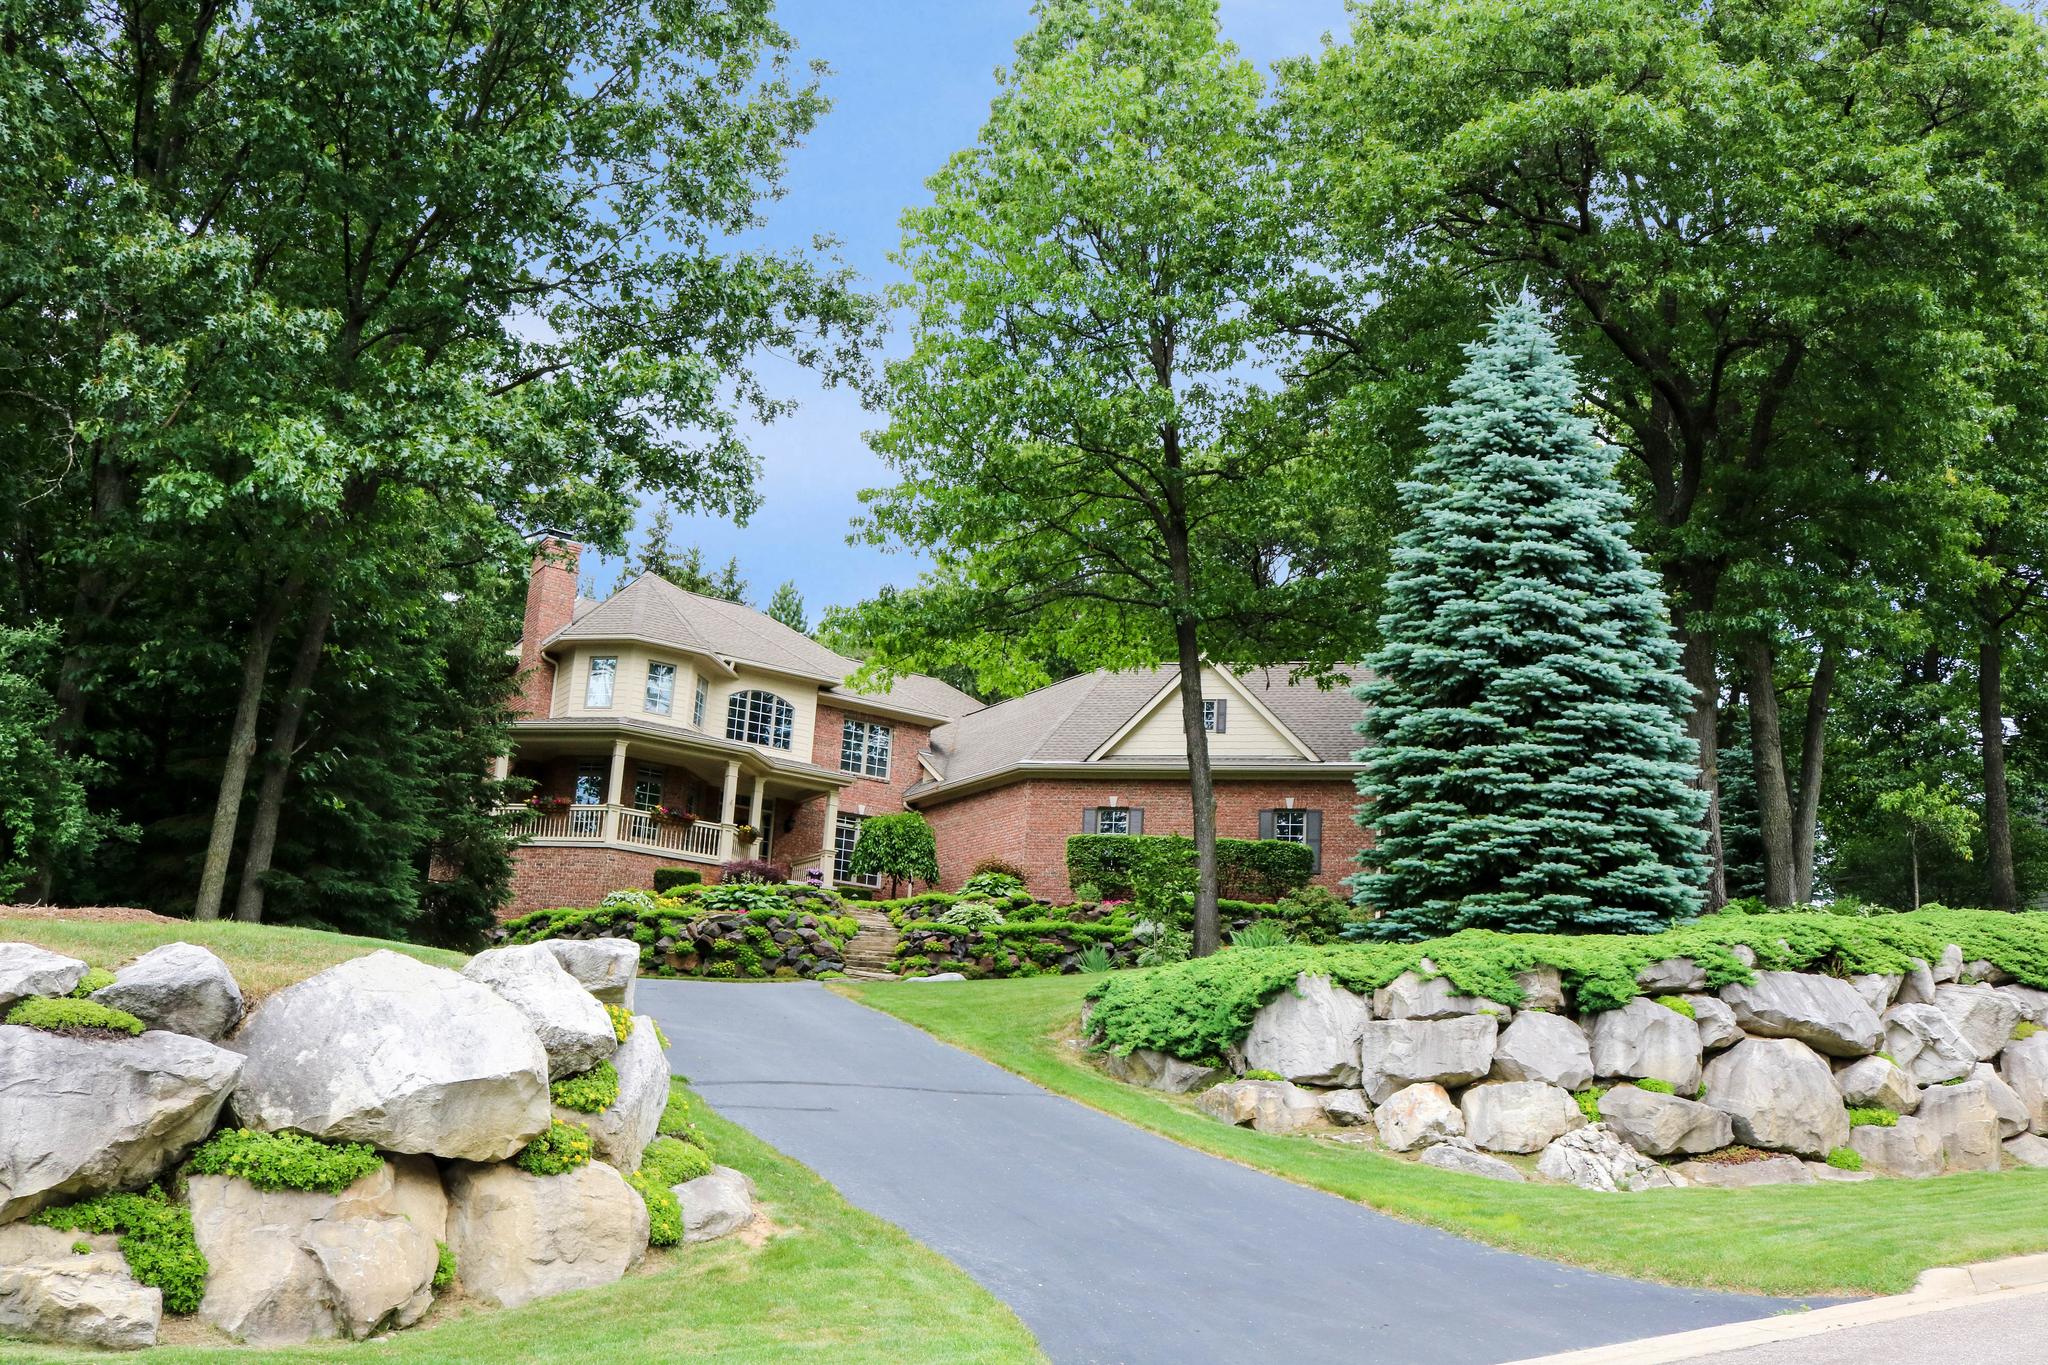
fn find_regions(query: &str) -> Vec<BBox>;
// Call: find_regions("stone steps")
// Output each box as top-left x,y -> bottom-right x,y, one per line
838,900 -> 900,979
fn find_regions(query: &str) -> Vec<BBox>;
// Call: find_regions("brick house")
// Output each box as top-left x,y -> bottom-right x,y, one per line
499,542 -> 1369,914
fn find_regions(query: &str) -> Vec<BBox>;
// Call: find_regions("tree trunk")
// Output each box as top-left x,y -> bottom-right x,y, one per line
1174,616 -> 1222,958
1790,647 -> 1837,903
233,596 -> 334,923
1908,830 -> 1921,910
1741,637 -> 1797,906
1979,601 -> 2019,910
1678,625 -> 1728,907
193,580 -> 298,920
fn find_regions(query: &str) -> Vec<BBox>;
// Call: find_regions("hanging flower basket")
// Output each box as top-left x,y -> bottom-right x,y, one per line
732,824 -> 760,844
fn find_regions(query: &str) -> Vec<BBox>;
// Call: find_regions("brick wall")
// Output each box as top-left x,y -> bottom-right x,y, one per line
514,539 -> 579,718
780,704 -> 935,880
503,844 -> 682,916
919,775 -> 1369,902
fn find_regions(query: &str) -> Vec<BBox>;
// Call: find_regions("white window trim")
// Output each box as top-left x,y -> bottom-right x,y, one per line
691,675 -> 708,728
841,717 -> 893,779
644,660 -> 676,716
584,655 -> 617,709
725,688 -> 795,751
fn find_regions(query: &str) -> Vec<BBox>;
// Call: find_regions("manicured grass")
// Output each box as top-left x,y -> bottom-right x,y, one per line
842,972 -> 2048,1298
0,1082 -> 1043,1364
0,917 -> 466,999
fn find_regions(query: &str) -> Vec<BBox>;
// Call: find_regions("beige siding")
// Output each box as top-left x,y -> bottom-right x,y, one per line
1102,666 -> 1299,758
553,644 -> 823,760
700,664 -> 819,759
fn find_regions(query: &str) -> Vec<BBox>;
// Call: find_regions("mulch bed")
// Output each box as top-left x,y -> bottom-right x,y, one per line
1688,1144 -> 1780,1165
0,905 -> 178,923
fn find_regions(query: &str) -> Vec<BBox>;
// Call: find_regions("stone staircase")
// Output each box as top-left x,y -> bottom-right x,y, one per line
838,901 -> 901,980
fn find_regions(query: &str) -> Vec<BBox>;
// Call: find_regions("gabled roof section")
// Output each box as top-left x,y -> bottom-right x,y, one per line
1087,666 -> 1319,762
541,573 -> 980,721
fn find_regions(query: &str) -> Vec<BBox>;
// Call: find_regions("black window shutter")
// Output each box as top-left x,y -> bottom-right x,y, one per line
1128,808 -> 1144,835
1082,807 -> 1099,833
1305,810 -> 1323,873
1213,698 -> 1228,733
1258,808 -> 1275,840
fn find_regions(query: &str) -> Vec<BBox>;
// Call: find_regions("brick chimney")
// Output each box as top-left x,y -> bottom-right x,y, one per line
515,537 -> 580,718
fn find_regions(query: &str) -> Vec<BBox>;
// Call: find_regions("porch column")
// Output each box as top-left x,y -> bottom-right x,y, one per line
819,789 -> 840,887
718,759 -> 741,861
605,739 -> 628,804
748,774 -> 767,855
491,754 -> 510,782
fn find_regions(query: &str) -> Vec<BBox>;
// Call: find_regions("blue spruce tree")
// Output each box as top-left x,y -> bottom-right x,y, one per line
1354,302 -> 1709,936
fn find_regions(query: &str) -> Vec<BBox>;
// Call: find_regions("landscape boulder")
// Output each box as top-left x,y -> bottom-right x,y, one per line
1932,944 -> 1964,983
1882,1004 -> 1977,1085
1974,1064 -> 2030,1139
444,1159 -> 650,1310
1533,1125 -> 1685,1193
231,951 -> 551,1162
1832,1055 -> 1919,1115
1103,1048 -> 1227,1094
673,1166 -> 757,1243
1635,957 -> 1707,992
1320,1090 -> 1374,1127
1847,974 -> 1903,1016
539,937 -> 640,1008
1914,1077 -> 2003,1173
1374,1083 -> 1462,1152
1489,1010 -> 1594,1091
1932,984 -> 2023,1063
1999,1033 -> 2048,1134
1702,1037 -> 1848,1159
1896,958 -> 1939,1006
1598,1084 -> 1734,1157
464,944 -> 618,1080
1586,997 -> 1702,1093
1719,971 -> 1882,1057
1685,995 -> 1743,1051
1242,974 -> 1372,1086
0,944 -> 87,1013
0,1025 -> 241,1223
0,1224 -> 158,1351
89,942 -> 243,1042
1358,1016 -> 1497,1103
1673,1155 -> 1814,1188
1997,985 -> 2048,1025
1419,1139 -> 1524,1183
1513,968 -> 1566,1012
2004,1133 -> 2048,1168
1849,1119 -> 1945,1179
1196,1079 -> 1325,1135
1459,1081 -> 1584,1154
563,1013 -> 670,1170
1375,962 -> 1505,1022
189,1157 -> 443,1346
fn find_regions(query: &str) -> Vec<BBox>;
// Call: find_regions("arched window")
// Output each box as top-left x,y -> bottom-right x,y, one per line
725,689 -> 795,750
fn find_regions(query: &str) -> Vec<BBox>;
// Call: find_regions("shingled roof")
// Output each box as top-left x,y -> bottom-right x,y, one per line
911,664 -> 1368,796
540,573 -> 981,722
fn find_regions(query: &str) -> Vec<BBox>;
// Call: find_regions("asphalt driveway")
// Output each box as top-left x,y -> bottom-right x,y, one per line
640,979 -> 1820,1365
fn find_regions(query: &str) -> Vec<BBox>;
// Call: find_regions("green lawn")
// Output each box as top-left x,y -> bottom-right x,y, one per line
0,1081 -> 1043,1363
0,917 -> 466,998
842,972 -> 2048,1298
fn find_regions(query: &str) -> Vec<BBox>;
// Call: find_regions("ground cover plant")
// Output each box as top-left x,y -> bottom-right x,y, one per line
185,1130 -> 383,1193
30,1188 -> 207,1315
4,996 -> 145,1035
843,973 -> 2048,1298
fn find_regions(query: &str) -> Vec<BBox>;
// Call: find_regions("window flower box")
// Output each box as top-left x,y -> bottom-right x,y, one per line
525,795 -> 572,813
653,805 -> 697,826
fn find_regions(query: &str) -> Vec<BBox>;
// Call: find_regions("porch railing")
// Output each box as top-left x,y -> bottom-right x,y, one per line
500,804 -> 733,862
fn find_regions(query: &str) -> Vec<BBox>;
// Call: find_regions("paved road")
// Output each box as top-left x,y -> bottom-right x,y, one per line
1678,1293 -> 2048,1365
640,980 -> 1821,1365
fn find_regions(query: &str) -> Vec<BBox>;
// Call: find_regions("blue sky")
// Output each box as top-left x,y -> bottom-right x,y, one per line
584,0 -> 1352,616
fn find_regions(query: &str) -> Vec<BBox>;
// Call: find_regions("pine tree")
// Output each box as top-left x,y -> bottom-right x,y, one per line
1354,302 -> 1709,937
766,581 -> 808,633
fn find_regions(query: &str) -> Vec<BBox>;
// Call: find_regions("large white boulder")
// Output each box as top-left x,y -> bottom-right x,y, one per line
562,1014 -> 670,1171
1586,997 -> 1702,1093
1598,1084 -> 1734,1157
1243,974 -> 1372,1086
1974,1064 -> 2030,1139
1490,1011 -> 1594,1090
1533,1125 -> 1685,1192
1674,1155 -> 1815,1188
1720,971 -> 1882,1058
1419,1139 -> 1525,1182
1102,1048 -> 1227,1094
1702,1037 -> 1848,1159
0,1224 -> 159,1350
189,1158 -> 442,1346
89,942 -> 243,1042
1999,1033 -> 2048,1134
1847,974 -> 1902,1016
1932,943 -> 1965,983
1849,1118 -> 1945,1178
1514,968 -> 1566,1011
1896,958 -> 1939,1006
673,1165 -> 757,1243
1635,957 -> 1708,992
539,937 -> 640,1008
0,944 -> 87,1012
1932,984 -> 2023,1062
1685,995 -> 1743,1051
1882,1004 -> 1977,1085
1833,1055 -> 1919,1115
0,1026 -> 241,1223
1996,985 -> 2048,1026
1357,1015 -> 1497,1103
2005,1133 -> 2048,1168
1460,1081 -> 1584,1154
1915,1077 -> 2003,1173
1375,962 -> 1506,1021
1321,1090 -> 1374,1127
444,1160 -> 650,1310
1374,1082 -> 1462,1152
231,951 -> 551,1162
464,944 -> 618,1080
1195,1079 -> 1325,1134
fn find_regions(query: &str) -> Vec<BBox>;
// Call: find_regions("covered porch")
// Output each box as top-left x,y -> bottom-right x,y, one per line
497,720 -> 851,878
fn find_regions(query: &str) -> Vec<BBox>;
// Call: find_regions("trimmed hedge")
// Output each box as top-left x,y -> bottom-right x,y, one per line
1066,833 -> 1314,902
653,868 -> 704,892
1086,908 -> 2048,1065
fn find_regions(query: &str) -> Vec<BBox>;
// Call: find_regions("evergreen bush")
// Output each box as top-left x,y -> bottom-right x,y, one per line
653,868 -> 704,892
1354,302 -> 1708,937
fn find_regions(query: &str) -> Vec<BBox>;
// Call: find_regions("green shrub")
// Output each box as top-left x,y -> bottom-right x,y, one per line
699,882 -> 790,914
512,1120 -> 594,1176
71,1240 -> 91,1255
1230,921 -> 1295,950
1135,925 -> 1190,968
640,1135 -> 715,1187
550,1061 -> 621,1115
604,1002 -> 635,1043
1074,881 -> 1104,903
848,811 -> 941,890
6,997 -> 145,1035
1066,832 -> 1315,902
937,900 -> 1005,930
1826,1146 -> 1864,1171
69,967 -> 116,997
1076,945 -> 1113,974
627,1167 -> 685,1246
653,868 -> 704,893
2017,1020 -> 2041,1041
186,1130 -> 383,1193
1631,1077 -> 1676,1095
33,1189 -> 206,1314
1848,1107 -> 1898,1128
1575,1085 -> 1610,1122
1653,995 -> 1695,1019
432,1241 -> 457,1292
1241,1068 -> 1284,1081
1267,886 -> 1359,945
961,870 -> 1026,898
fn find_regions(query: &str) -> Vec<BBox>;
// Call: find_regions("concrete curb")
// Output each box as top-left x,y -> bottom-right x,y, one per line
1495,1253 -> 2048,1365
